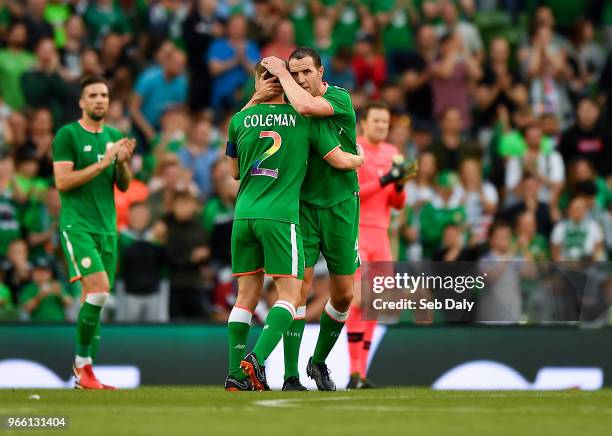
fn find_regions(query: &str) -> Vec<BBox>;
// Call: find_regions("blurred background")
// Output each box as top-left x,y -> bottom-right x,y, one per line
0,0 -> 611,327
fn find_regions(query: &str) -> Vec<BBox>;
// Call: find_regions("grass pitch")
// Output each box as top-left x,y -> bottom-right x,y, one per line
1,387 -> 611,436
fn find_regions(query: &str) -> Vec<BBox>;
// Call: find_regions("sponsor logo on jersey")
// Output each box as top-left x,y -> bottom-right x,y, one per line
83,145 -> 92,152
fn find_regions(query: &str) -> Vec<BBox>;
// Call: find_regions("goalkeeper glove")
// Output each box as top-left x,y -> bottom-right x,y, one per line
380,155 -> 419,187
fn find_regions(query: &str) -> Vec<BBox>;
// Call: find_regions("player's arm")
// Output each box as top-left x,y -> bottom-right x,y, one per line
242,75 -> 284,111
115,137 -> 136,192
324,143 -> 364,170
274,68 -> 333,117
54,139 -> 126,192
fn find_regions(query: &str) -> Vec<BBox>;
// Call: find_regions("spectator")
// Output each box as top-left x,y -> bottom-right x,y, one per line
201,160 -> 238,267
83,0 -> 130,48
431,32 -> 482,130
352,32 -> 386,98
559,159 -> 608,213
0,21 -> 36,110
558,97 -> 611,178
477,221 -> 525,323
182,0 -> 224,111
99,32 -> 133,103
433,223 -> 479,261
22,186 -> 60,261
13,146 -> 47,204
567,19 -> 606,98
207,14 -> 259,111
394,24 -> 437,124
59,15 -> 86,83
164,192 -> 210,319
523,24 -> 572,125
476,37 -> 528,130
0,153 -> 22,254
148,0 -> 188,42
20,37 -> 70,125
505,123 -> 565,213
514,211 -> 549,261
147,153 -> 199,222
178,117 -> 219,199
436,0 -> 483,60
114,174 -> 149,231
19,256 -> 71,322
25,107 -> 54,180
1,239 -> 32,302
117,202 -> 167,322
400,151 -> 438,261
456,157 -> 498,245
324,46 -> 356,91
22,0 -> 53,51
499,173 -> 554,238
431,106 -> 479,172
130,46 -> 188,144
373,0 -> 419,57
312,15 -> 336,67
551,195 -> 605,261
419,171 -> 466,259
261,19 -> 297,60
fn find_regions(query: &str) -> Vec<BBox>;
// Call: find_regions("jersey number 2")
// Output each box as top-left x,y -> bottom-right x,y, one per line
251,131 -> 281,178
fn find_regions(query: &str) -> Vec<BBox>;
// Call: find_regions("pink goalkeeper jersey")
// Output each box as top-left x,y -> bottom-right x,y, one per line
357,136 -> 406,230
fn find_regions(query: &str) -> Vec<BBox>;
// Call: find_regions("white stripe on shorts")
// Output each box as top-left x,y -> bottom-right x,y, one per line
290,223 -> 297,276
62,231 -> 81,278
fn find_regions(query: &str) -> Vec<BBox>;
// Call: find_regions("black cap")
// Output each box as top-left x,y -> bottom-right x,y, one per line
32,256 -> 53,270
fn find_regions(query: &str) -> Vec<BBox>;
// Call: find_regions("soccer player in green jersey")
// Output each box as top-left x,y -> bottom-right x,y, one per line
52,76 -> 136,390
260,48 -> 361,390
225,64 -> 363,391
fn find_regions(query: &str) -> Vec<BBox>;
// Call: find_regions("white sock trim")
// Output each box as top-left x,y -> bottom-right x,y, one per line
85,292 -> 109,307
295,305 -> 306,319
74,355 -> 92,368
228,306 -> 253,324
325,300 -> 349,322
274,300 -> 296,318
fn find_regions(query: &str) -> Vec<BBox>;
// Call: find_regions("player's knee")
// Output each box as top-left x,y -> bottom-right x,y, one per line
85,292 -> 109,307
330,289 -> 353,312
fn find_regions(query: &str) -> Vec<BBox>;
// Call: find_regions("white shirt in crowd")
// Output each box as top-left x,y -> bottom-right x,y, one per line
551,218 -> 604,260
505,150 -> 565,205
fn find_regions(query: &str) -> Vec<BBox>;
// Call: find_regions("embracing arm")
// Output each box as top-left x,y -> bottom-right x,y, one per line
275,69 -> 334,117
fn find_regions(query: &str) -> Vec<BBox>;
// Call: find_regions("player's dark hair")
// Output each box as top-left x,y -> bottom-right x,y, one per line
362,101 -> 391,120
288,47 -> 322,69
80,75 -> 109,96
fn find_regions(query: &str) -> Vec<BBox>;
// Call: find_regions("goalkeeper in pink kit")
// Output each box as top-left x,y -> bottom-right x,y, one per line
346,102 -> 417,389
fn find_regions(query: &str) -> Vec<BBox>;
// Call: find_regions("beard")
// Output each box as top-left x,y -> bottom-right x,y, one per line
87,109 -> 106,121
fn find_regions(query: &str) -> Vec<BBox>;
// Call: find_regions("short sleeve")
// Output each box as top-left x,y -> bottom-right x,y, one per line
308,122 -> 339,159
548,152 -> 565,184
321,87 -> 353,118
52,127 -> 75,163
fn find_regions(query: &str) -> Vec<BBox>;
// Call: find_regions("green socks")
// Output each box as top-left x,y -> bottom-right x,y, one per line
75,301 -> 103,358
283,306 -> 306,380
227,306 -> 253,380
312,301 -> 349,365
253,300 -> 296,365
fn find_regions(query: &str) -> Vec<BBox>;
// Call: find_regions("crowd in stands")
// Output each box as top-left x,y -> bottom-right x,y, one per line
0,0 -> 611,324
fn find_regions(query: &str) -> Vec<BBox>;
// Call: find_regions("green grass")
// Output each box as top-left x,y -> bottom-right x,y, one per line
1,388 -> 612,436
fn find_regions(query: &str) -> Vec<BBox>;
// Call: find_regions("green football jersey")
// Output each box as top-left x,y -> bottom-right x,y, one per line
301,84 -> 359,208
228,104 -> 310,224
52,121 -> 123,236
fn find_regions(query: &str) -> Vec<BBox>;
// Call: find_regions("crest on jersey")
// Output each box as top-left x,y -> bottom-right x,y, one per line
81,257 -> 92,269
83,145 -> 92,152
